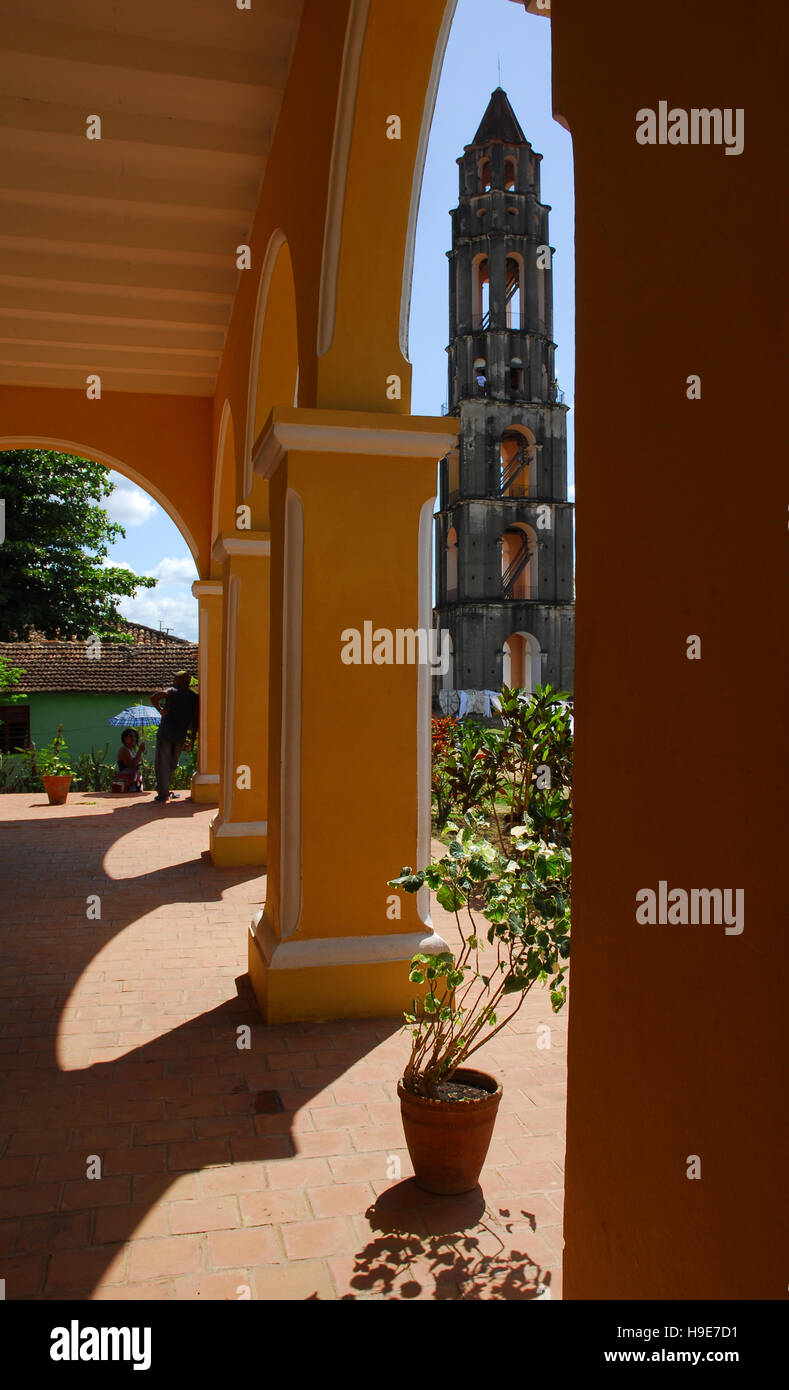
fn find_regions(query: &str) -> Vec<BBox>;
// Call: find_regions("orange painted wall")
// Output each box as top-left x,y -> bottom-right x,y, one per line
553,0 -> 787,1297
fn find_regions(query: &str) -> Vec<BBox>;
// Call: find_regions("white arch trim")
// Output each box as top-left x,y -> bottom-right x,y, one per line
317,0 -> 370,359
211,399 -> 233,546
244,226 -> 288,500
0,435 -> 199,562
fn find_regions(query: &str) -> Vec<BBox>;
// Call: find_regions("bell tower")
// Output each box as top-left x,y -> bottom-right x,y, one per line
435,89 -> 574,702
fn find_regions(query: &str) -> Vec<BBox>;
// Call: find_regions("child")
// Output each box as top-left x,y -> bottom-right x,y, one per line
114,728 -> 145,793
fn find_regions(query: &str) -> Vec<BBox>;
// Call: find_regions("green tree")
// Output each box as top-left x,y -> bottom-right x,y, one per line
0,654 -> 27,701
0,451 -> 156,639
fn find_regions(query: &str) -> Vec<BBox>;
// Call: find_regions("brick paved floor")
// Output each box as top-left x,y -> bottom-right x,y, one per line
0,791 -> 567,1300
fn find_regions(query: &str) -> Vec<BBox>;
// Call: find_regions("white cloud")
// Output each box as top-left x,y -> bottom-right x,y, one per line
106,483 -> 156,528
114,553 -> 199,641
118,590 -> 198,642
101,556 -> 135,572
146,556 -> 198,584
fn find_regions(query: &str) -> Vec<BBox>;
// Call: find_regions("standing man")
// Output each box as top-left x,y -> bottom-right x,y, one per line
151,670 -> 198,804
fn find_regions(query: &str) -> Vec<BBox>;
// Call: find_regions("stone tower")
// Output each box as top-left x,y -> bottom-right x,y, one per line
434,89 -> 574,703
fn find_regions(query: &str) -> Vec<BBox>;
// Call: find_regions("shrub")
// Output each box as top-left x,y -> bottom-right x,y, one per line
390,817 -> 570,1099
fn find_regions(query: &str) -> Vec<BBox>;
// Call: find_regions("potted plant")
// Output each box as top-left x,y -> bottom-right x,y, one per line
389,685 -> 572,1195
37,726 -> 73,805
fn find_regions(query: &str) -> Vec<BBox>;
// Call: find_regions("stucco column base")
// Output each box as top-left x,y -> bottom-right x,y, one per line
190,773 -> 220,805
247,913 -> 450,1024
209,814 -> 267,867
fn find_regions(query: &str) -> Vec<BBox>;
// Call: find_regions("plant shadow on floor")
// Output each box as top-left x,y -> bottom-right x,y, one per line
337,1180 -> 553,1300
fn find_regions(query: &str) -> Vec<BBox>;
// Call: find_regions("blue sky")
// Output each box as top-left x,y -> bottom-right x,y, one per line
106,0 -> 574,643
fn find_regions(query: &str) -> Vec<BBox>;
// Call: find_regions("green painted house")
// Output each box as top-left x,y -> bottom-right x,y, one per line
0,623 -> 197,761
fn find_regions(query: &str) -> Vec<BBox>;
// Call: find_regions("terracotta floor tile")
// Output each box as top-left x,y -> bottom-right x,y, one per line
252,1258 -> 334,1300
127,1234 -> 202,1281
169,1195 -> 239,1235
207,1224 -> 283,1268
239,1189 -> 309,1225
307,1183 -> 375,1219
282,1217 -> 358,1261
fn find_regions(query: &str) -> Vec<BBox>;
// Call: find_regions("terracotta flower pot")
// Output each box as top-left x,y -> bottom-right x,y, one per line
41,774 -> 72,806
398,1067 -> 503,1195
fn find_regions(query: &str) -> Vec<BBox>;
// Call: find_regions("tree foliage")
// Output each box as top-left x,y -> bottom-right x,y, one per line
0,450 -> 156,640
0,654 -> 27,701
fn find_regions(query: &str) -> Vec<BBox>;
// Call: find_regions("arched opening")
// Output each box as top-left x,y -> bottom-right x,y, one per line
502,630 -> 542,694
501,522 -> 538,600
504,156 -> 516,190
442,631 -> 454,690
509,357 -> 524,394
0,436 -> 198,565
479,156 -> 492,191
446,526 -> 458,600
473,355 -> 487,395
500,425 -> 536,497
245,231 -> 299,499
472,254 -> 490,329
505,253 -> 523,328
0,442 -> 200,786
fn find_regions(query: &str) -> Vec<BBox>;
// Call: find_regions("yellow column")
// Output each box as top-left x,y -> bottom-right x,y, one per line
209,533 -> 270,867
190,580 -> 223,805
247,406 -> 459,1022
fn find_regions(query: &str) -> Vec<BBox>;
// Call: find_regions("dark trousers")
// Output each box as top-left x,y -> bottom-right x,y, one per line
155,735 -> 183,800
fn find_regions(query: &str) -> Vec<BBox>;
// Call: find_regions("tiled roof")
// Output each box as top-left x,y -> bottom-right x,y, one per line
0,624 -> 198,693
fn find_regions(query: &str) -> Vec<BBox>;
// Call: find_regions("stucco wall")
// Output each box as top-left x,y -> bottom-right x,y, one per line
26,691 -> 155,762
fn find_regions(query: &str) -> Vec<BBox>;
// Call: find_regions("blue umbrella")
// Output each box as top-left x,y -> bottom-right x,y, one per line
108,706 -> 161,747
108,705 -> 161,730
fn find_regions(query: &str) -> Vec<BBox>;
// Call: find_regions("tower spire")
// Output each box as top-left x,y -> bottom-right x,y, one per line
471,87 -> 528,147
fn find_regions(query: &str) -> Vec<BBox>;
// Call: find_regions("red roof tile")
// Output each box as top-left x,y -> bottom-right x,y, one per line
0,623 -> 198,693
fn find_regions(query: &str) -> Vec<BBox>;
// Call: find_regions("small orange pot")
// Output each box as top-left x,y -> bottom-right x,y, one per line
398,1067 -> 502,1195
41,774 -> 72,806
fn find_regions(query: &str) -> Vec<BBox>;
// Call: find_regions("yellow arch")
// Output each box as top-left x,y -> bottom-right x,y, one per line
0,436 -> 198,562
244,232 -> 299,500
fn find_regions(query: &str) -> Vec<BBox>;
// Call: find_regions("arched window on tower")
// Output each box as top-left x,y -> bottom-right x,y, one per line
472,254 -> 490,329
505,254 -> 523,329
504,157 -> 516,190
473,357 -> 487,396
446,527 -> 458,601
442,633 -> 454,691
500,425 -> 535,497
509,358 -> 524,394
502,631 -> 541,694
479,157 -> 492,191
501,523 -> 538,599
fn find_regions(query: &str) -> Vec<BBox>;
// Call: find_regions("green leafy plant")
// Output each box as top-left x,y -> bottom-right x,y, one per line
0,753 -> 36,792
34,728 -> 72,779
492,684 -> 573,846
73,744 -> 113,792
390,817 -> 570,1099
9,729 -> 73,788
395,685 -> 573,1100
0,654 -> 27,702
431,685 -> 572,848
